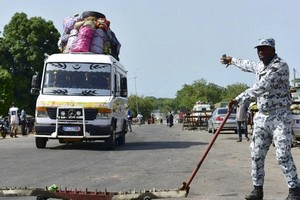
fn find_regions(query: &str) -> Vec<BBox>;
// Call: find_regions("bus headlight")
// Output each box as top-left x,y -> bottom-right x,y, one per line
96,108 -> 112,119
36,107 -> 49,118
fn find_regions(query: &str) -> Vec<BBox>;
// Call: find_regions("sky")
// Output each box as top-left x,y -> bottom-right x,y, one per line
1,0 -> 300,98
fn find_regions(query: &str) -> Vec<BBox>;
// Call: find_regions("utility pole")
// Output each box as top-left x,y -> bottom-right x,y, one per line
134,76 -> 139,116
134,68 -> 142,116
294,68 -> 296,87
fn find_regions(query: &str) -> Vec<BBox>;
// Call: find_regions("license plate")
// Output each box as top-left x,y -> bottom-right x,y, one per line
60,138 -> 82,142
63,126 -> 81,132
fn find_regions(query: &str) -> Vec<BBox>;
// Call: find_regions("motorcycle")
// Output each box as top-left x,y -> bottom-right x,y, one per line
0,118 -> 9,139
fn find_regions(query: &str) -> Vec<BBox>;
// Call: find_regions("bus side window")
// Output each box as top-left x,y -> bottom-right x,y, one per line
120,76 -> 127,97
114,73 -> 117,96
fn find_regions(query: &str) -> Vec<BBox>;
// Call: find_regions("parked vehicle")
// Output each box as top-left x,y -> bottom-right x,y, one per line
191,101 -> 212,117
0,117 -> 9,138
31,53 -> 128,150
208,107 -> 237,133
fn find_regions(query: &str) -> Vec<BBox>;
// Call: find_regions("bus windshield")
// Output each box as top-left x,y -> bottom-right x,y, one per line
42,62 -> 111,96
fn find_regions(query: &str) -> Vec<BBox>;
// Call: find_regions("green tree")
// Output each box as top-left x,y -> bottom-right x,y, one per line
128,81 -> 250,118
155,98 -> 176,114
139,96 -> 155,119
0,12 -> 60,114
128,95 -> 155,119
175,83 -> 197,111
222,83 -> 249,101
0,67 -> 14,115
128,95 -> 140,117
175,78 -> 226,111
205,83 -> 225,104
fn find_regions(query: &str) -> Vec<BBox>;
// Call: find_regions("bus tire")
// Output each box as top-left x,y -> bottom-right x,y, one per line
117,122 -> 126,145
105,129 -> 116,150
36,137 -> 47,148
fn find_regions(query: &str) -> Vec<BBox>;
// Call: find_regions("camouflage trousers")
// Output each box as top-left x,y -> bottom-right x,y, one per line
251,109 -> 300,188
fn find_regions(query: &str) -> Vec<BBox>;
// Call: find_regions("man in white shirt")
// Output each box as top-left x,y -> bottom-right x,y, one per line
8,102 -> 19,138
137,113 -> 143,125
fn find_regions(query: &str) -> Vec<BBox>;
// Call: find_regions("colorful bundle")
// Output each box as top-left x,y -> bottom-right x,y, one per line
63,29 -> 78,53
90,28 -> 110,54
57,11 -> 121,61
71,17 -> 96,52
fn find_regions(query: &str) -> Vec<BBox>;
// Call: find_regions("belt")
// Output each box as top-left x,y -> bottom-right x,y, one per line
259,108 -> 288,115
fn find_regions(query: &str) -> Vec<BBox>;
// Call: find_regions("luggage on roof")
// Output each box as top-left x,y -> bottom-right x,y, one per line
64,29 -> 78,53
90,28 -> 110,54
81,11 -> 105,19
58,11 -> 121,60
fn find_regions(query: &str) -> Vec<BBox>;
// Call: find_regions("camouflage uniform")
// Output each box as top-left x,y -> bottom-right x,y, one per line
231,55 -> 300,188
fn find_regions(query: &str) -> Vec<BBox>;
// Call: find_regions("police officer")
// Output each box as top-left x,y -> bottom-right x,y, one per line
221,38 -> 300,200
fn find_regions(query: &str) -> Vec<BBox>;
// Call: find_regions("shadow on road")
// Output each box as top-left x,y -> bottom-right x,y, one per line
47,141 -> 208,151
118,141 -> 208,150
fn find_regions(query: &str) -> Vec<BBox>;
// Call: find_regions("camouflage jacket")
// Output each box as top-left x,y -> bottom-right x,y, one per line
231,54 -> 292,112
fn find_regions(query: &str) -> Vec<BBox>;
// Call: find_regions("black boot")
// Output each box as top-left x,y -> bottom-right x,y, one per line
245,186 -> 263,200
286,187 -> 300,200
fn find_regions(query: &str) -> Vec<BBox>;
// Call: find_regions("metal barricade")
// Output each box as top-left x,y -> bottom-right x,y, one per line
182,111 -> 211,131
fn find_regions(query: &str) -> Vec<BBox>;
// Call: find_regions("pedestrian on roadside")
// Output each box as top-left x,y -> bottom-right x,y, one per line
8,102 -> 19,138
126,107 -> 132,132
137,113 -> 143,126
166,113 -> 169,126
236,101 -> 250,142
151,113 -> 155,124
20,109 -> 27,135
168,112 -> 174,127
221,38 -> 300,200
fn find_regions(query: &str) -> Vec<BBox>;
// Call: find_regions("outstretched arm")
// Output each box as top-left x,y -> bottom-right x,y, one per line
220,55 -> 258,73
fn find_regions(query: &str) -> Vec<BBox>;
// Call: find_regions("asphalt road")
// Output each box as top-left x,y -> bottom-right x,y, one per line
1,123 -> 300,200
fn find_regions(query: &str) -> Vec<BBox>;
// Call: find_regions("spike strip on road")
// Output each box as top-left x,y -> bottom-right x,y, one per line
0,187 -> 187,200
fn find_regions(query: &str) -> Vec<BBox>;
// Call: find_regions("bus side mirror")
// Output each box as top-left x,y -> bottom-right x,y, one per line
31,72 -> 41,94
120,77 -> 127,97
31,88 -> 40,95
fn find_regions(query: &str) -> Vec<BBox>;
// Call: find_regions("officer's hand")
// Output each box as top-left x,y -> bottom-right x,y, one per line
228,99 -> 238,111
220,54 -> 232,66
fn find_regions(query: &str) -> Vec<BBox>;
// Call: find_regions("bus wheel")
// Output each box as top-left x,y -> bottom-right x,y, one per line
117,122 -> 126,145
36,137 -> 47,148
105,130 -> 116,150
